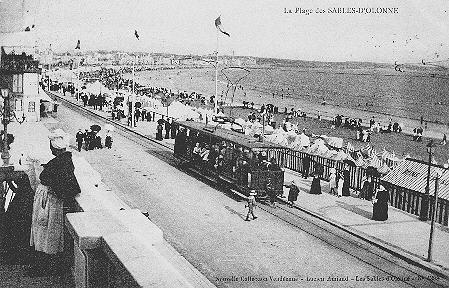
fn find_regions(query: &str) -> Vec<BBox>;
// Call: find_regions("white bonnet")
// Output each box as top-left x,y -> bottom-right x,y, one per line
48,128 -> 70,149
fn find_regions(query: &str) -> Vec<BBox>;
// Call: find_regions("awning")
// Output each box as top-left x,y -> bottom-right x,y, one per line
39,93 -> 53,102
381,159 -> 449,201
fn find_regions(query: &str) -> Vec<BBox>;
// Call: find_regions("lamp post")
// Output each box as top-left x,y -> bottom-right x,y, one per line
427,164 -> 447,262
260,112 -> 265,143
420,140 -> 435,221
0,88 -> 10,166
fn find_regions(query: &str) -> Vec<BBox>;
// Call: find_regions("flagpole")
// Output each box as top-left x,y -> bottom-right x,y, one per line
76,55 -> 80,101
132,55 -> 136,127
215,29 -> 219,115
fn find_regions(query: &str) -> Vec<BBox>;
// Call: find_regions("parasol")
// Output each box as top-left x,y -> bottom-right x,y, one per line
366,166 -> 380,177
90,124 -> 101,132
343,159 -> 356,167
231,123 -> 243,132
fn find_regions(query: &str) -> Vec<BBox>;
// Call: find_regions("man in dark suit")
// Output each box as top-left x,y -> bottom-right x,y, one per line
342,165 -> 351,196
75,129 -> 84,152
302,155 -> 310,178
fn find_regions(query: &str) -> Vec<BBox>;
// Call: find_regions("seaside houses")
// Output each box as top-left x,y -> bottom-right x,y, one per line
0,46 -> 43,122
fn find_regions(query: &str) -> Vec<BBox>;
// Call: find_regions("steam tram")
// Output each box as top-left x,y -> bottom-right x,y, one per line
173,121 -> 286,198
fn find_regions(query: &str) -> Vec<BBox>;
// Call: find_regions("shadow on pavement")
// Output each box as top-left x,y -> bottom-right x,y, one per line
335,201 -> 373,220
224,205 -> 246,221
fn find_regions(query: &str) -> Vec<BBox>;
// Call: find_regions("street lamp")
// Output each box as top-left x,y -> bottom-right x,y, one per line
420,140 -> 435,221
427,163 -> 447,262
0,88 -> 10,166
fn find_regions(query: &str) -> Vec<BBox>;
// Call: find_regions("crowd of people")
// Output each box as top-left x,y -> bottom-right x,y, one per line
75,127 -> 113,151
283,162 -> 388,221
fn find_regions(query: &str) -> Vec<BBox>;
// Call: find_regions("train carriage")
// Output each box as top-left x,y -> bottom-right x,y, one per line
174,121 -> 286,198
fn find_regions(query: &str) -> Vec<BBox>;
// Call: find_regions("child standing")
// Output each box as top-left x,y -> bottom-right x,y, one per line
245,191 -> 258,221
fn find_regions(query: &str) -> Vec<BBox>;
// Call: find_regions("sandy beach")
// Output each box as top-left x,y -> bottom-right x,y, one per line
128,67 -> 449,141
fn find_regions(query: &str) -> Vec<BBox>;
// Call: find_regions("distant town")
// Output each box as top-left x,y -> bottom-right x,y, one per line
36,49 -> 258,69
33,49 -> 448,76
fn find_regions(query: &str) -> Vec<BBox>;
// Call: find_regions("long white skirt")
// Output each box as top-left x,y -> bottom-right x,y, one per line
30,184 -> 64,254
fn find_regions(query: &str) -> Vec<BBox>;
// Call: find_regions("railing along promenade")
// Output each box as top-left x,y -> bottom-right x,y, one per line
268,149 -> 449,227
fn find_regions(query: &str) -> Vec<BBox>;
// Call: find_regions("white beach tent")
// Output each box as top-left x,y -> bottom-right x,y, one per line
234,118 -> 246,126
84,81 -> 111,95
166,101 -> 198,120
263,125 -> 274,135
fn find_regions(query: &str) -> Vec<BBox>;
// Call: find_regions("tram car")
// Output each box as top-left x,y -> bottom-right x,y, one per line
173,121 -> 286,198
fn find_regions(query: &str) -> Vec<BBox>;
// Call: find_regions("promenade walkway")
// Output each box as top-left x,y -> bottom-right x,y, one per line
0,96 -> 214,287
281,169 -> 449,277
51,91 -> 449,281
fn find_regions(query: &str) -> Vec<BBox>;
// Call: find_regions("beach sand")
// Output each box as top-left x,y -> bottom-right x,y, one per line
130,67 -> 449,141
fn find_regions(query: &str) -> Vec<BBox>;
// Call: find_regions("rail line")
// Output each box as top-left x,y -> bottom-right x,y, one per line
50,92 -> 448,288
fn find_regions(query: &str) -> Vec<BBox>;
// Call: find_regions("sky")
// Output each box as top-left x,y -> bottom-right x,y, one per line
1,0 -> 449,64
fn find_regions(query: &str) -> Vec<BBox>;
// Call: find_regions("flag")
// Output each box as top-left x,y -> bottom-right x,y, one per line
75,40 -> 80,49
161,93 -> 175,107
24,24 -> 35,32
215,16 -> 230,37
134,30 -> 140,40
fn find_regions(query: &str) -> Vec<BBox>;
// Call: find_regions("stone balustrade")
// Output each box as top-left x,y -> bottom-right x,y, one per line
65,154 -> 214,288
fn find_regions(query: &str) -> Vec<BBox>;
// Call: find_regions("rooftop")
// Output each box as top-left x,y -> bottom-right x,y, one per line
1,46 -> 41,74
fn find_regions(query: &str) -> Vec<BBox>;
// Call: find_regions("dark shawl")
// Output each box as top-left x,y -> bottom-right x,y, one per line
39,151 -> 81,200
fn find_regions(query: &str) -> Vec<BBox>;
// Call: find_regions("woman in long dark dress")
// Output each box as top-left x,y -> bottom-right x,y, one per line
29,129 -> 81,276
309,164 -> 322,195
266,178 -> 276,207
288,180 -> 299,207
372,186 -> 389,221
342,167 -> 351,196
361,177 -> 374,200
105,132 -> 113,149
156,123 -> 163,140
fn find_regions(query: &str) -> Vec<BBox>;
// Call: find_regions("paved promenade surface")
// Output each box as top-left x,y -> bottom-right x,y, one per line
54,91 -> 449,280
281,169 -> 449,275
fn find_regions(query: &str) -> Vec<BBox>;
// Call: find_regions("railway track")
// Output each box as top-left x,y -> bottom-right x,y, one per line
50,92 -> 448,288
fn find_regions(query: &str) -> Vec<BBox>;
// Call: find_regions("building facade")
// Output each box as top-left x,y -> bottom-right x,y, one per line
0,46 -> 42,122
